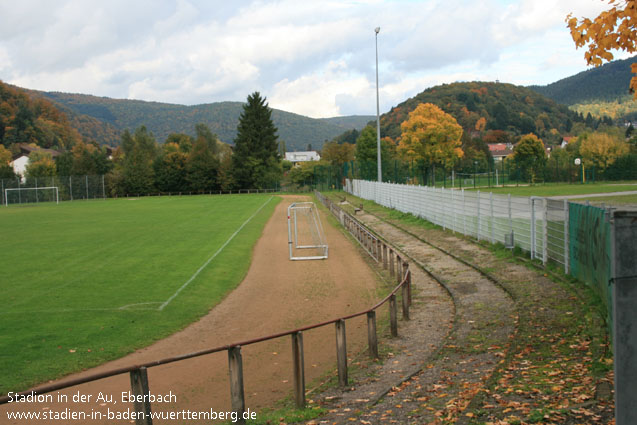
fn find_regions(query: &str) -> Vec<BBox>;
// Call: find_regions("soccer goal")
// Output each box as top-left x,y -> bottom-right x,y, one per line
4,186 -> 59,206
287,202 -> 328,260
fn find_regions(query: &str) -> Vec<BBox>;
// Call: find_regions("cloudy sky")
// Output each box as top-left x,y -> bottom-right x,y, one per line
0,0 -> 628,118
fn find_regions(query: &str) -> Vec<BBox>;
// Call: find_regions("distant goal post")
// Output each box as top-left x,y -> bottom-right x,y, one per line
287,202 -> 328,260
4,186 -> 59,206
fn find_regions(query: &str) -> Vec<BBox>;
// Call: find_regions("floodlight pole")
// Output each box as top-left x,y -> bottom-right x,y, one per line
375,27 -> 382,183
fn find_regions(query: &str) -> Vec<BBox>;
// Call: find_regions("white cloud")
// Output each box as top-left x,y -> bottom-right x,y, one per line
270,60 -> 371,117
0,0 -> 630,117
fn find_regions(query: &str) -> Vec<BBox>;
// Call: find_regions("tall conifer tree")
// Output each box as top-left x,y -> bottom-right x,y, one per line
232,92 -> 280,189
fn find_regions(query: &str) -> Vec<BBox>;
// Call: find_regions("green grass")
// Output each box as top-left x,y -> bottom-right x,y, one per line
572,194 -> 637,205
466,182 -> 637,197
0,194 -> 280,394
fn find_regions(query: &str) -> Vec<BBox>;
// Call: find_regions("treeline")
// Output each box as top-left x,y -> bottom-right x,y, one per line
1,92 -> 283,195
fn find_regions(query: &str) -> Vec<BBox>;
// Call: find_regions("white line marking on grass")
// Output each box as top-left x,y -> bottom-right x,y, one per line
158,196 -> 274,311
119,302 -> 163,310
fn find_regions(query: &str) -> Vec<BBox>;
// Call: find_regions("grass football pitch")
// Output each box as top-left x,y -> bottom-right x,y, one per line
0,194 -> 280,394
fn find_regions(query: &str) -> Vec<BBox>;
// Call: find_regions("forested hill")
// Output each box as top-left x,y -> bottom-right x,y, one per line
0,80 -> 81,150
27,90 -> 373,151
529,56 -> 637,105
380,82 -> 577,145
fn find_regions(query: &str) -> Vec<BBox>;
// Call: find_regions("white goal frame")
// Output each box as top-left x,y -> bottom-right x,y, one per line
4,186 -> 59,206
287,202 -> 328,260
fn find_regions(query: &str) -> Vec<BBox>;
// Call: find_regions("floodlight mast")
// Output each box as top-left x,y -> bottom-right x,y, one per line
375,27 -> 382,182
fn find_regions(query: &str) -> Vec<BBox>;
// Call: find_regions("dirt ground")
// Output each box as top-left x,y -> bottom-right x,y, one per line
3,195 -> 382,424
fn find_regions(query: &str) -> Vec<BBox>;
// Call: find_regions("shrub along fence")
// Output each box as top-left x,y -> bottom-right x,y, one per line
0,193 -> 412,425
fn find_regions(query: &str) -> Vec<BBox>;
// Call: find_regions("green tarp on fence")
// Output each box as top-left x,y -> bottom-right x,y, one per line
569,203 -> 613,328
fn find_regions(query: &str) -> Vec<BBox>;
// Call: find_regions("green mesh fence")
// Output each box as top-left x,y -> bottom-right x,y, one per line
569,203 -> 613,329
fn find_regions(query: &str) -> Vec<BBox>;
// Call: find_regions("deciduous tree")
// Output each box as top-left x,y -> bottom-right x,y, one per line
0,145 -> 16,179
512,133 -> 546,183
186,124 -> 220,192
579,131 -> 629,170
321,141 -> 355,167
398,103 -> 464,170
355,125 -> 396,181
120,126 -> 157,195
25,151 -> 56,179
153,143 -> 189,192
567,1 -> 637,95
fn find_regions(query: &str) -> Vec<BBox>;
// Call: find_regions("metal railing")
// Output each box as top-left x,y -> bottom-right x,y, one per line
1,192 -> 412,425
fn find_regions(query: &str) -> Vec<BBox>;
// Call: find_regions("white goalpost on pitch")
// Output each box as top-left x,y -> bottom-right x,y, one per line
287,202 -> 328,260
4,186 -> 59,206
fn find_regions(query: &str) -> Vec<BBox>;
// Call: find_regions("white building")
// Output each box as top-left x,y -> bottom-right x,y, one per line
10,155 -> 30,177
285,151 -> 321,165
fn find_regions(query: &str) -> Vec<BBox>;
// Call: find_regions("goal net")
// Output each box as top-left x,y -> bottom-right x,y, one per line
287,202 -> 328,260
4,187 -> 59,206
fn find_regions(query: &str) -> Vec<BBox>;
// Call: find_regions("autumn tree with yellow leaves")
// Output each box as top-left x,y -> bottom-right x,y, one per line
398,103 -> 464,172
579,131 -> 629,170
567,1 -> 637,95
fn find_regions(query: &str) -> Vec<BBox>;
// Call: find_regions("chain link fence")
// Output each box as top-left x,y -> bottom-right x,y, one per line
1,175 -> 107,205
345,179 -> 613,274
345,177 -> 619,329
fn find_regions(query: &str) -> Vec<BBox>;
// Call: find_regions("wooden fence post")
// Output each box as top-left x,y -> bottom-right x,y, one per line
402,281 -> 410,320
396,255 -> 403,284
383,244 -> 388,269
389,295 -> 398,337
129,367 -> 153,425
335,319 -> 348,387
367,311 -> 379,359
228,346 -> 246,424
406,267 -> 412,306
291,332 -> 305,409
389,249 -> 395,276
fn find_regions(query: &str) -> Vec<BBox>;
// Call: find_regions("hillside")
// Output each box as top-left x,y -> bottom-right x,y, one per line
0,81 -> 81,150
380,81 -> 577,144
529,55 -> 637,105
529,56 -> 637,120
28,90 -> 373,151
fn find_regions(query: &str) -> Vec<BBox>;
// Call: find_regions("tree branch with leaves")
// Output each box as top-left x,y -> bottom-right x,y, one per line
567,0 -> 637,95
